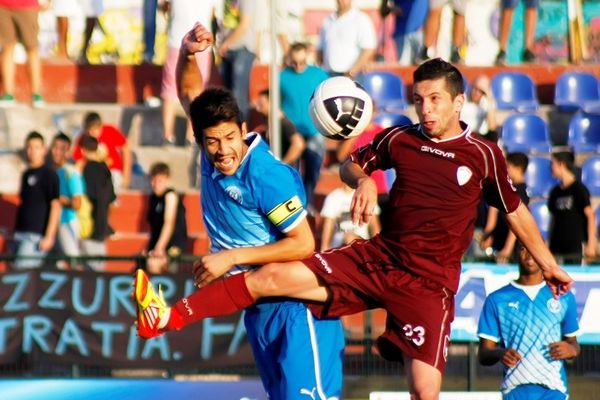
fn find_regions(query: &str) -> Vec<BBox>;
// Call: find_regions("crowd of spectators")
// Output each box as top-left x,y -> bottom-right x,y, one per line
1,0 -> 598,269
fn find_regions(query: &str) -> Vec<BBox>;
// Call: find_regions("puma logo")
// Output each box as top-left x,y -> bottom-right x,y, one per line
508,301 -> 519,310
300,387 -> 317,399
334,98 -> 352,121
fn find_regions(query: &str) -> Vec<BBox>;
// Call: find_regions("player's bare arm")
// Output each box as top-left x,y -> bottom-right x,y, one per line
176,23 -> 214,116
549,337 -> 580,360
340,158 -> 378,225
505,202 -> 574,297
478,338 -> 521,367
194,218 -> 315,288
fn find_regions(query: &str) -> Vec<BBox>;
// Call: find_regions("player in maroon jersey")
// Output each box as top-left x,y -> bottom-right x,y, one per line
134,31 -> 572,400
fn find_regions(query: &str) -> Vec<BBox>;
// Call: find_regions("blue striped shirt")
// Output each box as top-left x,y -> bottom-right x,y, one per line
478,281 -> 579,396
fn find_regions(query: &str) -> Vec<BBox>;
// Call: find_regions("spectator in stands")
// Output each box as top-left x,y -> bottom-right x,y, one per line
254,88 -> 305,169
13,131 -> 60,269
417,0 -> 467,64
254,0 -> 291,64
52,0 -> 78,61
217,0 -> 259,119
79,134 -> 116,271
78,0 -> 105,64
317,0 -> 377,79
461,74 -> 498,142
480,152 -> 529,263
142,0 -> 159,64
161,0 -> 218,146
478,242 -> 580,399
496,0 -> 538,65
0,0 -> 45,106
50,132 -> 85,268
320,183 -> 381,251
548,148 -> 597,265
280,42 -> 329,208
380,0 -> 428,65
145,162 -> 188,273
73,112 -> 132,192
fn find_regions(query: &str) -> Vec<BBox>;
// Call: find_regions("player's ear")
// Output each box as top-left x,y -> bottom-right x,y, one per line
241,122 -> 248,138
454,92 -> 465,115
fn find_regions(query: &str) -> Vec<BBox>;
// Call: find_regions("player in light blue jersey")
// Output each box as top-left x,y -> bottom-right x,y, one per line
478,243 -> 580,400
168,23 -> 344,400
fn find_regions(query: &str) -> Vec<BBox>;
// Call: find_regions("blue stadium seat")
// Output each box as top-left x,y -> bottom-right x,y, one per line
529,199 -> 551,241
525,156 -> 558,198
501,113 -> 551,153
491,72 -> 539,112
554,71 -> 600,113
360,71 -> 408,112
581,155 -> 600,196
567,111 -> 600,153
374,112 -> 412,128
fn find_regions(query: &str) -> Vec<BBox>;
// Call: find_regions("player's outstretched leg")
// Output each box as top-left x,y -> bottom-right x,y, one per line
133,268 -> 255,338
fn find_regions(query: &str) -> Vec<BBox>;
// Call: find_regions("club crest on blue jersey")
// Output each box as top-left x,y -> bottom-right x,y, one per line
224,185 -> 243,204
547,298 -> 562,314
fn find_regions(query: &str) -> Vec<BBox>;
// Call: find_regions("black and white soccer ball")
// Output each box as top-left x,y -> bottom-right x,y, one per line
309,76 -> 374,140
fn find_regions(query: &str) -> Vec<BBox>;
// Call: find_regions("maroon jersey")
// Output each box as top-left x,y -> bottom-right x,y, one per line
350,123 -> 522,292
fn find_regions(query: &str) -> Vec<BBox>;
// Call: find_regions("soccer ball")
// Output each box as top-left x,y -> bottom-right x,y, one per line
309,76 -> 373,140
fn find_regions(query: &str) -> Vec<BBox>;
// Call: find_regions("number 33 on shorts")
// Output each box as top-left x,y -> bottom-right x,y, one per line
403,324 -> 426,346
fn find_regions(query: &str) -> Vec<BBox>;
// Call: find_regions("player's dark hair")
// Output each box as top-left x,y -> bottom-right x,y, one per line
551,146 -> 575,173
83,112 -> 102,131
413,58 -> 465,98
289,42 -> 308,53
189,87 -> 243,145
506,152 -> 529,172
80,134 -> 99,152
52,131 -> 71,146
26,130 -> 44,144
150,162 -> 170,177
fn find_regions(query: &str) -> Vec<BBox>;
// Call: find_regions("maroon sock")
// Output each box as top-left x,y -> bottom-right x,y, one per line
168,273 -> 254,329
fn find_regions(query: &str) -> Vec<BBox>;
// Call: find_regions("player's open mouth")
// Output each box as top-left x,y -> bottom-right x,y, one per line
422,121 -> 436,129
216,157 -> 235,172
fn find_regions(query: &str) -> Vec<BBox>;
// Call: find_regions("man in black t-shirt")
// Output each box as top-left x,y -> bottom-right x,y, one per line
13,131 -> 60,269
548,149 -> 597,265
254,89 -> 305,169
79,135 -> 116,271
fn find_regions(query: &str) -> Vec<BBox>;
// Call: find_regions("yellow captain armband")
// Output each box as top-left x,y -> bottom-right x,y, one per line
267,195 -> 303,227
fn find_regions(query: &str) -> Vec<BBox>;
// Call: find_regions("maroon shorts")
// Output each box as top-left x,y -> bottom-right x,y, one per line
302,236 -> 454,373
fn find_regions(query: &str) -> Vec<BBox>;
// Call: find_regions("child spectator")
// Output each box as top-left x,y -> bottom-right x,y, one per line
13,131 -> 60,269
50,132 -> 84,268
480,152 -> 529,263
320,183 -> 381,251
79,135 -> 116,271
145,162 -> 188,273
548,148 -> 597,265
73,112 -> 132,192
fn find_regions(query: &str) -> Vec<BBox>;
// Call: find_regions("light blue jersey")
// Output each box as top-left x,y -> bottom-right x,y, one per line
478,282 -> 579,398
57,164 -> 84,224
200,133 -> 344,400
201,133 -> 306,274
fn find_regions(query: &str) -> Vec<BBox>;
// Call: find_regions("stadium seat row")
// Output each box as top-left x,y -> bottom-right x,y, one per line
359,70 -> 600,114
